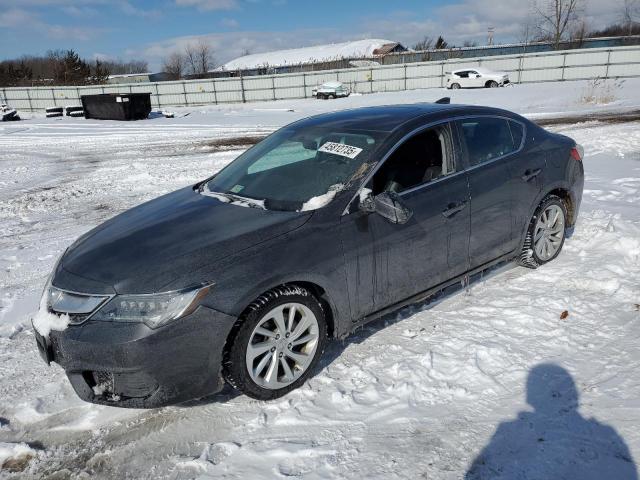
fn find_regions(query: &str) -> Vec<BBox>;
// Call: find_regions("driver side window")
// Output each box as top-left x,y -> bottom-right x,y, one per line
370,123 -> 456,195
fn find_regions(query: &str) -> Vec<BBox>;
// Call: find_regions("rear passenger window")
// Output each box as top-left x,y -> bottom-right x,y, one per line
509,121 -> 524,148
457,117 -> 520,166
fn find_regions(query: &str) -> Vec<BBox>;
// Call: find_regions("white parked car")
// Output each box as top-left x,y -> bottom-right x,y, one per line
446,68 -> 510,89
312,81 -> 350,99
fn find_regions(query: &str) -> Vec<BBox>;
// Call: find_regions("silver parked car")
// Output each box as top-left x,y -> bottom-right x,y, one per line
312,81 -> 351,99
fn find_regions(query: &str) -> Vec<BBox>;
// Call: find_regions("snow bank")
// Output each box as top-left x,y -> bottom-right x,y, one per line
218,39 -> 398,71
301,183 -> 344,211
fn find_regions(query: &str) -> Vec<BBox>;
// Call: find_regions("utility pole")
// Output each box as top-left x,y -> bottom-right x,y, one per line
488,26 -> 495,46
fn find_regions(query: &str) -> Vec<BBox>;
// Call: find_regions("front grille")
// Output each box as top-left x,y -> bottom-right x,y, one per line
82,370 -> 159,401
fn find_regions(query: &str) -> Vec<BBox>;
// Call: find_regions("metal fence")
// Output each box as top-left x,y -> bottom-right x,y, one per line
2,45 -> 639,112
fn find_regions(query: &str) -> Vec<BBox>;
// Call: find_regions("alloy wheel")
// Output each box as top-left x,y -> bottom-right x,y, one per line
245,302 -> 320,389
533,204 -> 565,261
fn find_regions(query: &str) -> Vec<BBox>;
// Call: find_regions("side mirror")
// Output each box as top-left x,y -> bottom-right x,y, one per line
475,74 -> 481,78
360,190 -> 413,224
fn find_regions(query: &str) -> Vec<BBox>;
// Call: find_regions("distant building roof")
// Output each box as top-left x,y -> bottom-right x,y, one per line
372,42 -> 405,55
216,39 -> 405,72
107,73 -> 152,79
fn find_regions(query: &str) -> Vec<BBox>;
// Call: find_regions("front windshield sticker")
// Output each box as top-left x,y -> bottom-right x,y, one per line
230,184 -> 245,193
318,142 -> 363,159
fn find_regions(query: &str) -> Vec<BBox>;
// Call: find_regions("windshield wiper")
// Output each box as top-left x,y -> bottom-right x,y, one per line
199,185 -> 266,210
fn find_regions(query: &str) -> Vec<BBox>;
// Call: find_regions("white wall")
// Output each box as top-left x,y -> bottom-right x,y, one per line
2,46 -> 639,111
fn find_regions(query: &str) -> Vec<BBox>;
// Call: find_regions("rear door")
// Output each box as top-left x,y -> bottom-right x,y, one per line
506,120 -> 546,236
455,116 -> 525,268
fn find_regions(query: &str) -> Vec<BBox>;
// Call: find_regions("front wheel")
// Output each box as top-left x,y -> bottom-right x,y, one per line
223,286 -> 327,400
518,195 -> 567,269
487,80 -> 499,88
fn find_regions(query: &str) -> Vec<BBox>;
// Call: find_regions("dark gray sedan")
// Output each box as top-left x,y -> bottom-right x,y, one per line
34,102 -> 584,407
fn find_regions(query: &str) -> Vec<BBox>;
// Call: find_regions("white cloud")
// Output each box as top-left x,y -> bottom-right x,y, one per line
92,52 -> 114,61
221,17 -> 239,28
174,0 -> 237,11
0,8 -> 37,27
118,1 -> 161,19
0,6 -> 104,40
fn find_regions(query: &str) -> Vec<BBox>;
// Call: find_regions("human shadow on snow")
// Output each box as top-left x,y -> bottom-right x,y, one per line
465,363 -> 638,480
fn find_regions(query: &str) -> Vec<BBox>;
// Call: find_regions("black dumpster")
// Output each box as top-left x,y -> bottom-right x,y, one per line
81,93 -> 152,121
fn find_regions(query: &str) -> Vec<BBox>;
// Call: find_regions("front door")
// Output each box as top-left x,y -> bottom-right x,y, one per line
340,122 -> 470,320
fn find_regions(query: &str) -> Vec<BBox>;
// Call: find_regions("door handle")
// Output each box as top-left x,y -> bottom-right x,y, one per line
442,201 -> 466,218
521,168 -> 542,182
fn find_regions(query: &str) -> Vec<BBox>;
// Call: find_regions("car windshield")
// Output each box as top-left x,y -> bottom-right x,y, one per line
202,126 -> 387,212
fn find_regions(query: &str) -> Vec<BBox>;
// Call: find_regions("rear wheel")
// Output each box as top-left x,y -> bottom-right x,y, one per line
223,286 -> 327,400
518,195 -> 567,269
451,83 -> 461,89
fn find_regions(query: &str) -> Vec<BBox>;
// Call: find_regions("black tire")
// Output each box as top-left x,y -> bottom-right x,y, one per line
65,106 -> 84,116
223,285 -> 328,400
487,80 -> 499,88
330,94 -> 336,99
518,195 -> 567,269
451,83 -> 461,90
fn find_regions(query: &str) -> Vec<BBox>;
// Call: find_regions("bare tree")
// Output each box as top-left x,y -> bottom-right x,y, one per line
413,36 -> 434,51
184,44 -> 198,76
196,40 -> 214,74
570,19 -> 589,47
101,59 -> 148,75
184,40 -> 215,76
162,52 -> 185,80
520,2 -> 539,46
622,0 -> 640,35
534,0 -> 583,49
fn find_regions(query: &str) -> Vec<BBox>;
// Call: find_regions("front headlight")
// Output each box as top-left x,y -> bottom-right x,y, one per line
91,283 -> 213,329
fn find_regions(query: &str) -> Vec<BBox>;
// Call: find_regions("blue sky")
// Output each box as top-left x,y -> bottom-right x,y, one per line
0,0 -> 618,70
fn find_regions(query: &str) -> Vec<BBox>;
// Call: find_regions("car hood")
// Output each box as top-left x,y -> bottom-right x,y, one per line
58,186 -> 311,294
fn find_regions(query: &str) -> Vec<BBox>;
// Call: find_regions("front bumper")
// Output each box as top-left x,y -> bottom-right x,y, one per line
35,305 -> 236,408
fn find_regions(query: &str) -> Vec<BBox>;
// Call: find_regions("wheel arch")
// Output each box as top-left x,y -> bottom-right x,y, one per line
515,182 -> 576,255
546,187 -> 576,226
230,277 -> 339,339
525,182 -> 577,228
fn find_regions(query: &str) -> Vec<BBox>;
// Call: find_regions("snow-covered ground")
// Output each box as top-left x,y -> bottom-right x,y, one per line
0,79 -> 639,478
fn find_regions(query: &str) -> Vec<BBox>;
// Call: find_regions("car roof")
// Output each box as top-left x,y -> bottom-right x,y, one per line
452,67 -> 496,73
288,103 -> 520,133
